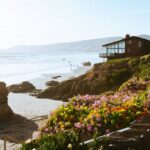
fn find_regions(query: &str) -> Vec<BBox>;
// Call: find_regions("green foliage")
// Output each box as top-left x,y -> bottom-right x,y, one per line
107,57 -> 129,64
128,57 -> 140,66
137,64 -> 150,79
109,68 -> 131,86
21,131 -> 85,150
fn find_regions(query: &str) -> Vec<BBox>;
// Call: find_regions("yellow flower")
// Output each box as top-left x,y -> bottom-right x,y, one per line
60,113 -> 64,116
67,143 -> 72,149
91,120 -> 95,125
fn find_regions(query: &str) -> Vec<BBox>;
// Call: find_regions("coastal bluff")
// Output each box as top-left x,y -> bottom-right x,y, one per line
0,82 -> 13,120
37,54 -> 150,101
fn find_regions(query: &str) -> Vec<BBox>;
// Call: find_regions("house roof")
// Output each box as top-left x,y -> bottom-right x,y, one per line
102,36 -> 150,47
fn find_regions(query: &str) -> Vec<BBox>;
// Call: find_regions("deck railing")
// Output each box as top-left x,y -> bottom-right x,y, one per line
99,53 -> 125,58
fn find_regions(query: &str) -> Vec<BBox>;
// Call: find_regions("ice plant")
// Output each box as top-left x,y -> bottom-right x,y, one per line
38,78 -> 150,141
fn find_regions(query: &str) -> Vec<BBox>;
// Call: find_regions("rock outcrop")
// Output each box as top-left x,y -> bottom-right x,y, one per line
0,82 -> 13,120
82,61 -> 91,66
7,81 -> 35,93
45,80 -> 59,87
52,75 -> 61,79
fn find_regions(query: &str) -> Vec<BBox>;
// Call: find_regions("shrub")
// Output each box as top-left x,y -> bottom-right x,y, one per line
21,131 -> 86,150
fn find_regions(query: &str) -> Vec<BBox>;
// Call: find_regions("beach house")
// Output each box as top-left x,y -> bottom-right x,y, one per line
100,34 -> 150,60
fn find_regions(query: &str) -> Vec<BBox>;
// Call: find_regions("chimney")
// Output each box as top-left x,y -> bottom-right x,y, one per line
126,34 -> 130,39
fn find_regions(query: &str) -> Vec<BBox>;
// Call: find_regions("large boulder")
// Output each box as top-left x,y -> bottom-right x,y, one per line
7,81 -> 35,93
82,61 -> 92,66
0,82 -> 13,120
45,80 -> 59,87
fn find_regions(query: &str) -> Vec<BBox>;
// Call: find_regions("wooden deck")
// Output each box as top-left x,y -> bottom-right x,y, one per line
99,53 -> 126,58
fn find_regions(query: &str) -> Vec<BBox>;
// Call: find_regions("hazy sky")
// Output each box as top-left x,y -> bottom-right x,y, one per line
0,0 -> 150,48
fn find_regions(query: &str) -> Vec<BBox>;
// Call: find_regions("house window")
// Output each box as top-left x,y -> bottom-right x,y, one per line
106,41 -> 125,54
138,41 -> 142,48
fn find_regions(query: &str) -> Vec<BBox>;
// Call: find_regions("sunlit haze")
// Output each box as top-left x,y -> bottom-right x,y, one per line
0,0 -> 150,48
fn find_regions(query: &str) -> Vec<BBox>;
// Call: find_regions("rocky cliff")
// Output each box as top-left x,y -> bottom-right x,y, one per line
0,82 -> 13,120
37,54 -> 150,101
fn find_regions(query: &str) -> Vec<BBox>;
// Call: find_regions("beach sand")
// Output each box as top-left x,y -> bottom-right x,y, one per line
0,94 -> 63,150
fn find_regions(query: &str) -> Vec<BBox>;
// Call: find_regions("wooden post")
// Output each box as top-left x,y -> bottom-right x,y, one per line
106,47 -> 108,56
4,139 -> 6,150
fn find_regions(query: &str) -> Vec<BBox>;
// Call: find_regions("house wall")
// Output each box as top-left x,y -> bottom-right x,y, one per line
143,40 -> 150,54
125,38 -> 150,57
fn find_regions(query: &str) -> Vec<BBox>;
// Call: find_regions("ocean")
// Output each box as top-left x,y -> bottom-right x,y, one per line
0,51 -> 102,85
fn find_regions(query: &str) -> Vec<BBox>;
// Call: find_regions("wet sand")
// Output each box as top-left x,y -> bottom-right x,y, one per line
29,66 -> 91,89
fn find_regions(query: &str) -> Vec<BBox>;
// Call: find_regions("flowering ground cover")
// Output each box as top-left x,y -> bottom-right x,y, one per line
22,78 -> 150,150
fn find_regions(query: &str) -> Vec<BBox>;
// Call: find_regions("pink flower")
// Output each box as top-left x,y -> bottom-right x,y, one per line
75,122 -> 84,129
84,94 -> 90,100
87,124 -> 93,131
97,123 -> 102,127
96,116 -> 101,122
45,128 -> 49,132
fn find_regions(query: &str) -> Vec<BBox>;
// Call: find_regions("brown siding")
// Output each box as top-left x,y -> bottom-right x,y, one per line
125,37 -> 150,57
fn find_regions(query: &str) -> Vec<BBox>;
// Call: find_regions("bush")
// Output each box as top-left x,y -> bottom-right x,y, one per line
21,131 -> 86,150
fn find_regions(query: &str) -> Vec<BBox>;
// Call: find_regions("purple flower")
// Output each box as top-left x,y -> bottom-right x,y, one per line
96,116 -> 101,122
87,124 -> 93,131
84,95 -> 89,100
73,102 -> 76,106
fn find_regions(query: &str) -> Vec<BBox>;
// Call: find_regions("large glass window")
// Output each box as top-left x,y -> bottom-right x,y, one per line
118,41 -> 125,49
106,41 -> 125,54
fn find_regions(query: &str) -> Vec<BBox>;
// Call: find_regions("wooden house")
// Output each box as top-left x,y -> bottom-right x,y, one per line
100,34 -> 150,60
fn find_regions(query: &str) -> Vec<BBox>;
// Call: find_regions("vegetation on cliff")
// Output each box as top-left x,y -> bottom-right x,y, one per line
37,54 -> 150,101
22,54 -> 150,150
22,77 -> 150,150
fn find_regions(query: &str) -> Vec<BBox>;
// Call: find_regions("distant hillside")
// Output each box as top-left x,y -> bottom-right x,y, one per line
1,35 -> 149,54
138,34 -> 150,40
1,37 -> 121,54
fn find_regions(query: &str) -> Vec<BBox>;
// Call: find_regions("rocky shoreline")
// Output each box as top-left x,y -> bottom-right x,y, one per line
0,82 -> 13,120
